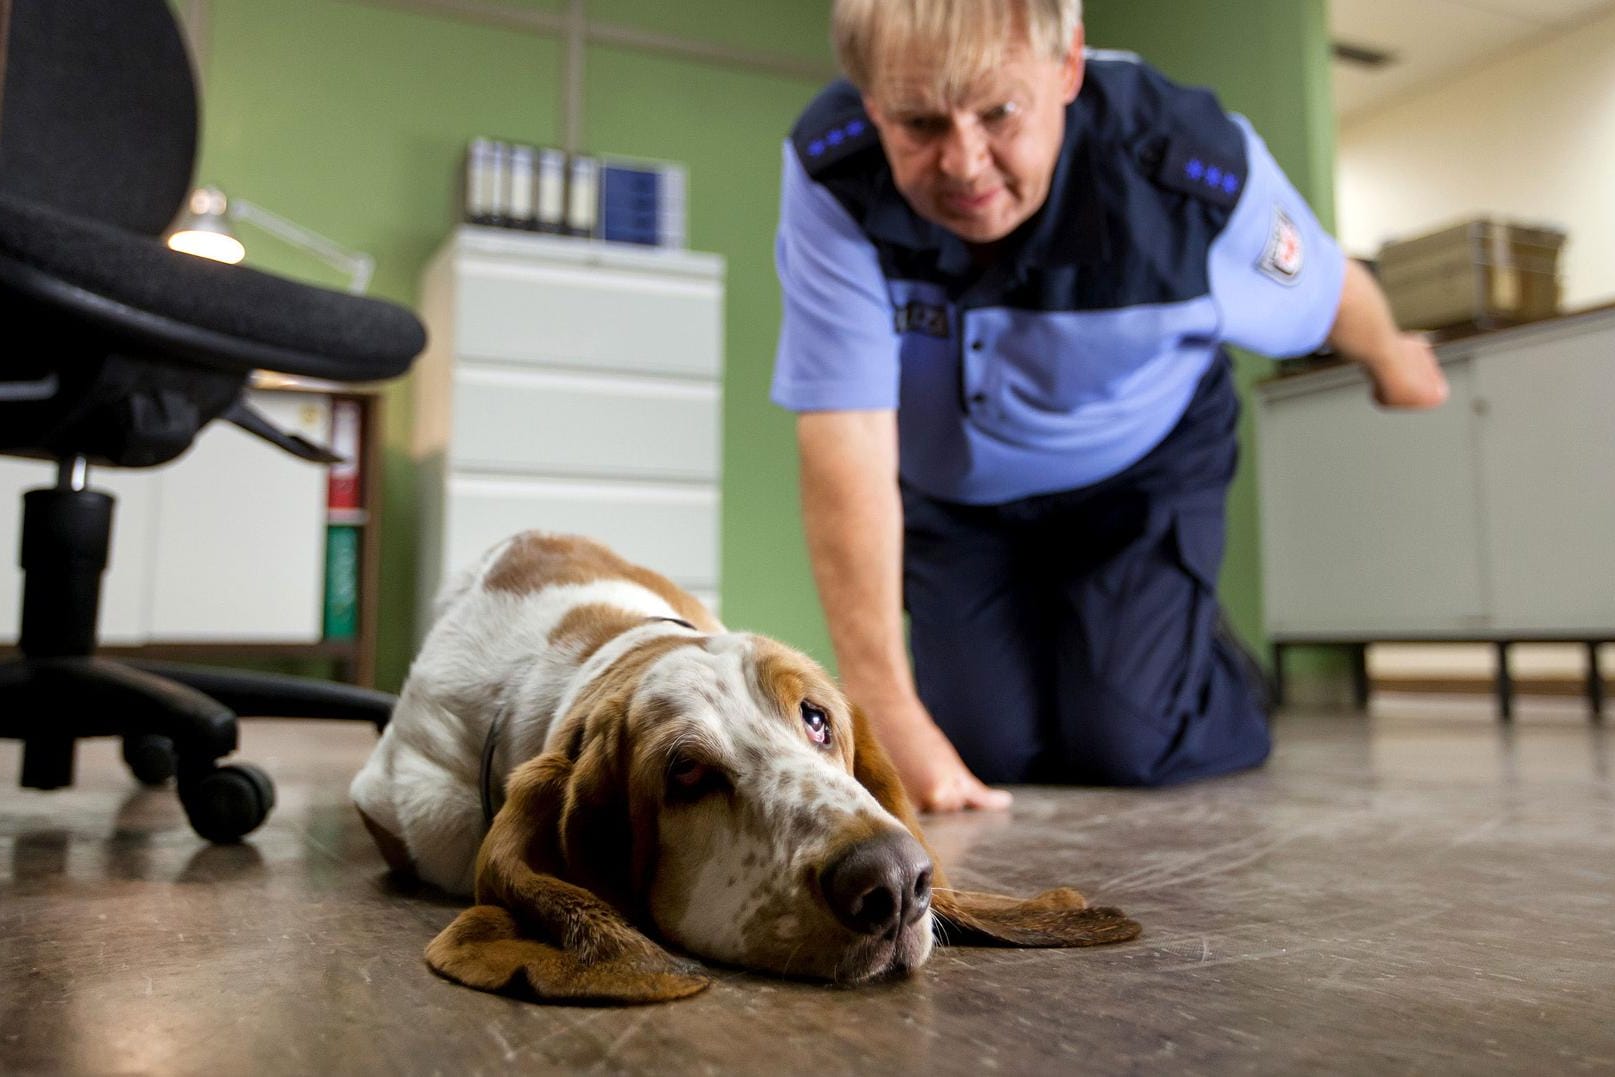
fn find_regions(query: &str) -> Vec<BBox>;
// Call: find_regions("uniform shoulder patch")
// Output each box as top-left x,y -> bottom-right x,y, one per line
1153,137 -> 1244,209
1257,205 -> 1305,285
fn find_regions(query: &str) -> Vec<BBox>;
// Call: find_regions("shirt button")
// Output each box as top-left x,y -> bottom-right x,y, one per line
970,392 -> 987,404
970,340 -> 984,351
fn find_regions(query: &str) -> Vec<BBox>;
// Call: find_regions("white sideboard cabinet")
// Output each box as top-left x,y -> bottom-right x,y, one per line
413,226 -> 725,637
1255,306 -> 1615,713
1,390 -> 332,647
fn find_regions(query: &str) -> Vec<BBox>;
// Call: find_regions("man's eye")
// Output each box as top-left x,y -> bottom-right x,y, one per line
900,116 -> 947,137
800,702 -> 831,746
982,102 -> 1018,125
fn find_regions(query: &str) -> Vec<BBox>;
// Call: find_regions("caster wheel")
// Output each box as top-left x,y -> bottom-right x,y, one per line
180,762 -> 276,843
122,734 -> 177,786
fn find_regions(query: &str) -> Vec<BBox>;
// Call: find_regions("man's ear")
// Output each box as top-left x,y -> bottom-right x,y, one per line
1062,23 -> 1086,103
424,744 -> 709,1005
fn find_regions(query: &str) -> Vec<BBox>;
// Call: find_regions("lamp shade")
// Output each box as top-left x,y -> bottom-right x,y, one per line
167,185 -> 245,264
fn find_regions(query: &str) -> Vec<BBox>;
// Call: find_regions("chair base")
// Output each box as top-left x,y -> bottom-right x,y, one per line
126,659 -> 394,728
4,476 -> 397,842
0,655 -> 394,842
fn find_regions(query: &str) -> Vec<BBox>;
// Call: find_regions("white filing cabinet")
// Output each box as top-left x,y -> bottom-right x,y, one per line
1255,306 -> 1615,644
414,226 -> 725,635
0,390 -> 332,646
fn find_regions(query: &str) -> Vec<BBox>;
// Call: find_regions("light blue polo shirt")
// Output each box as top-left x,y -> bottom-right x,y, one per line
771,54 -> 1345,505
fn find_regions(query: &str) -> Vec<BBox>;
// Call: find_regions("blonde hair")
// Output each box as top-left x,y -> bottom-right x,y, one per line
832,0 -> 1082,101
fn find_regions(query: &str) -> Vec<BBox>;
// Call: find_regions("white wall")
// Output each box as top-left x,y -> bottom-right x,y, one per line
1340,10 -> 1615,688
1337,6 -> 1615,310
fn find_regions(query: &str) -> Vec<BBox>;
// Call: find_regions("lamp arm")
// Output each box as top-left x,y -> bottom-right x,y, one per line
227,198 -> 375,294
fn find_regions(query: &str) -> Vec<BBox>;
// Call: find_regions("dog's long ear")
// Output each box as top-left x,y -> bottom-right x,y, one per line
425,742 -> 709,1005
931,886 -> 1142,948
848,703 -> 952,886
848,704 -> 927,839
848,706 -> 1141,949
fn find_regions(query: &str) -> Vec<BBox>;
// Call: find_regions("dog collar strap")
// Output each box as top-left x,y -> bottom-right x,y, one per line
646,616 -> 697,631
479,617 -> 697,829
479,714 -> 504,829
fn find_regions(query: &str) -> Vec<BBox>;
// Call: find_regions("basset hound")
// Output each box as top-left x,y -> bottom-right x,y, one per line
351,531 -> 1140,1004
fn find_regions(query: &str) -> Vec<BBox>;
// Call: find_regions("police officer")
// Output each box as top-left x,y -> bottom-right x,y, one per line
771,0 -> 1448,811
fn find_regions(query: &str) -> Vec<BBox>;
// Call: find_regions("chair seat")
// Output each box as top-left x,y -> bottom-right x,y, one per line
0,190 -> 425,381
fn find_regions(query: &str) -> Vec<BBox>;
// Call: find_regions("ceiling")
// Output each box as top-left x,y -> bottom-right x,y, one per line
1330,0 -> 1615,121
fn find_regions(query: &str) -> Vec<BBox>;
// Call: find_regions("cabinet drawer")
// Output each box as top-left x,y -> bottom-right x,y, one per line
450,366 -> 719,481
455,258 -> 722,379
444,476 -> 719,591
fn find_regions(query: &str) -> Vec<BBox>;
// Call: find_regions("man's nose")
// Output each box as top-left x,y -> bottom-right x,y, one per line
937,119 -> 988,182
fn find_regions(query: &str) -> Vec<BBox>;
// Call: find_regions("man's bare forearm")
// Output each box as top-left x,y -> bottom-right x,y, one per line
793,410 -> 1014,812
1328,259 -> 1401,369
1327,259 -> 1449,410
795,410 -> 918,711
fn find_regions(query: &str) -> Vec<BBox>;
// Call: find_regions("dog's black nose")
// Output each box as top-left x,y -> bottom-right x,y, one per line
821,830 -> 933,936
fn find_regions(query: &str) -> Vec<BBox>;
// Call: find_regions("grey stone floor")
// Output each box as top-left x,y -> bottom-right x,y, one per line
3,700 -> 1612,1074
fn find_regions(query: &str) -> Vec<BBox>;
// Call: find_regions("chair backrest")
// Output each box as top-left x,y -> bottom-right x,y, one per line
0,0 -> 198,237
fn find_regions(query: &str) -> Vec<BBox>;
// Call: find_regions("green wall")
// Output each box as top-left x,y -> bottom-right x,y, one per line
1086,0 -> 1337,658
182,0 -> 1334,691
185,0 -> 836,689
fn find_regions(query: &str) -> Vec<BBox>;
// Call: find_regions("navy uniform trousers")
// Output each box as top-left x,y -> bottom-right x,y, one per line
901,352 -> 1271,787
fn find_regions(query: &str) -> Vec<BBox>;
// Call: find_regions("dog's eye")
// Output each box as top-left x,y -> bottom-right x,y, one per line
666,756 -> 729,802
669,757 -> 708,787
800,702 -> 831,746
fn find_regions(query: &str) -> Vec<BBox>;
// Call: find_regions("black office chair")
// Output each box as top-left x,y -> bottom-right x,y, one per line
0,0 -> 425,841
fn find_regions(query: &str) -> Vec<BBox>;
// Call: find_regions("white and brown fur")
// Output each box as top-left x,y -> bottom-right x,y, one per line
352,531 -> 1139,1004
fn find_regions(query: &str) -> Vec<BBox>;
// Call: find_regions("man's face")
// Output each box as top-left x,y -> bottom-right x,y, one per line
863,30 -> 1085,246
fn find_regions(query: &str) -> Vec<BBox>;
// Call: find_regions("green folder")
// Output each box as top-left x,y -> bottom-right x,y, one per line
323,524 -> 360,641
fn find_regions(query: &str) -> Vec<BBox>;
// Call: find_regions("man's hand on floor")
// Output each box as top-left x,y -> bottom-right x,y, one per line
877,702 -> 1013,813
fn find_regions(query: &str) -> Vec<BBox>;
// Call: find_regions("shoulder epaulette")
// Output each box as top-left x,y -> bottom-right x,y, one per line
790,81 -> 880,178
1085,59 -> 1246,211
1151,136 -> 1245,209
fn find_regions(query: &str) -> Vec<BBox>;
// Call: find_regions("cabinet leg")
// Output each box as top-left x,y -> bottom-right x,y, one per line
1495,641 -> 1514,723
1349,644 -> 1371,712
1271,643 -> 1286,710
1589,642 -> 1605,725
